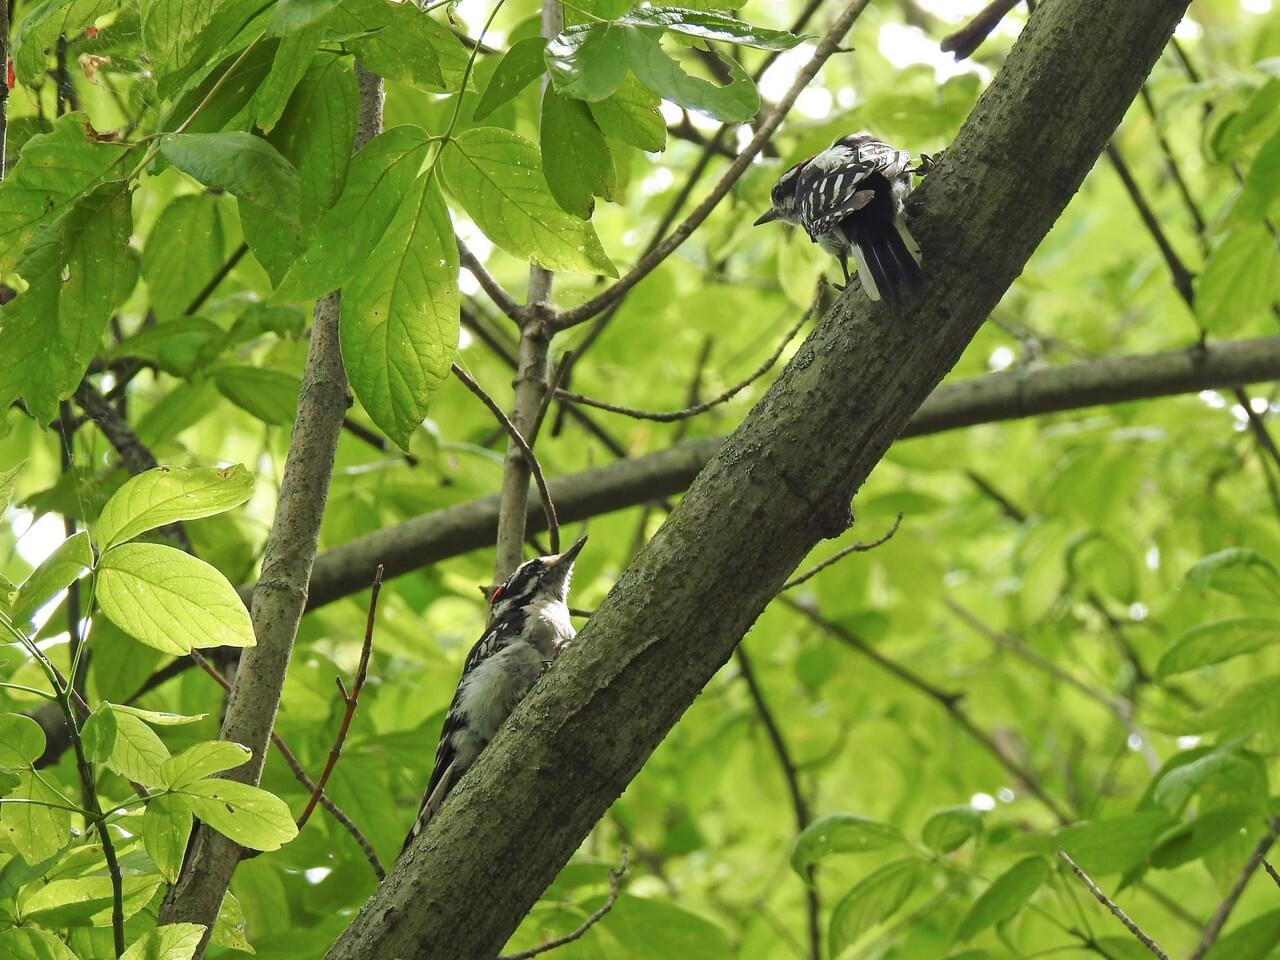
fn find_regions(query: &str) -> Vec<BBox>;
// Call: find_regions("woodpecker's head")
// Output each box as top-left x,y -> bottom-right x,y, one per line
489,536 -> 587,618
754,159 -> 808,228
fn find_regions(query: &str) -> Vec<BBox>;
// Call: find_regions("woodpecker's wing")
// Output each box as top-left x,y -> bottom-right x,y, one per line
832,134 -> 913,179
794,155 -> 877,240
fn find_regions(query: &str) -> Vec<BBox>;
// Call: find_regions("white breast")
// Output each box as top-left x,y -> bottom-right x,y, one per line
455,642 -> 545,740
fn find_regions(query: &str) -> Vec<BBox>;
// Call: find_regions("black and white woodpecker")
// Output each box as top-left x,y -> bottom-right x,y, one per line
402,536 -> 588,851
754,132 -> 927,308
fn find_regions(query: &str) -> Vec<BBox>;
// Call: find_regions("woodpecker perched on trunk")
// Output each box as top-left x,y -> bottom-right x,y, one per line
754,132 -> 930,307
402,536 -> 587,852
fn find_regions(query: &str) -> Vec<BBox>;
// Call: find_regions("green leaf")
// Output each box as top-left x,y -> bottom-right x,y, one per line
20,875 -> 162,927
1202,908 -> 1280,960
0,183 -> 139,423
1186,548 -> 1280,605
211,364 -> 302,426
1214,79 -> 1280,159
330,0 -> 469,92
11,0 -> 115,87
0,113 -> 129,274
1149,805 -> 1254,869
1054,813 -> 1174,876
143,194 -> 227,321
0,713 -> 46,765
121,923 -> 207,960
82,704 -> 116,763
541,87 -> 616,219
341,172 -> 458,450
0,772 -> 70,862
623,27 -> 758,123
111,704 -> 209,725
619,6 -> 805,50
163,740 -> 253,788
95,464 -> 255,552
12,530 -> 91,627
212,891 -> 253,952
476,37 -> 548,121
0,461 -> 24,515
589,73 -> 666,151
1151,749 -> 1267,816
273,125 -> 432,302
180,778 -> 299,851
143,793 -> 194,883
269,0 -> 339,35
104,706 -> 172,785
440,127 -> 617,276
97,542 -> 256,654
828,858 -> 927,958
159,133 -> 302,230
0,767 -> 21,796
256,22 -> 327,132
1239,128 -> 1280,222
545,23 -> 629,102
789,813 -> 905,880
954,856 -> 1048,942
921,806 -> 984,853
598,894 -> 730,959
0,927 -> 81,960
1195,225 -> 1279,335
1178,673 -> 1280,737
1158,618 -> 1280,678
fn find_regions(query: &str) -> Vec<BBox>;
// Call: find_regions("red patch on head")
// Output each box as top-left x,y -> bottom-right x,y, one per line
6,60 -> 14,90
489,585 -> 504,604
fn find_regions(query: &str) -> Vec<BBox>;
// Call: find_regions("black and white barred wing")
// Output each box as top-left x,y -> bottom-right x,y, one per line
794,151 -> 878,241
403,625 -> 503,851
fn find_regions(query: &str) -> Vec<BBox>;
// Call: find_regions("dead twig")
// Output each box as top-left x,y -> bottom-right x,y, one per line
783,513 -> 903,590
1058,851 -> 1169,960
498,849 -> 628,960
940,0 -> 1022,60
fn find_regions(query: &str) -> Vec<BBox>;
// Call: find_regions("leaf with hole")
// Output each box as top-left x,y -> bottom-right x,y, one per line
179,778 -> 299,851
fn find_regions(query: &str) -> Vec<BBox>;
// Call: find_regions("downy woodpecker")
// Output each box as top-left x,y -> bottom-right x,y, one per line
754,132 -> 927,307
402,536 -> 587,851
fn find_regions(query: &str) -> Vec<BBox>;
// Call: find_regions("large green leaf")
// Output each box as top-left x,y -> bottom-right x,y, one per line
1239,128 -> 1280,222
97,542 -> 256,654
0,184 -> 139,423
476,37 -> 548,120
341,172 -> 459,450
790,813 -> 905,880
12,530 -> 92,627
440,127 -> 617,276
273,125 -> 433,302
0,113 -> 129,273
179,778 -> 299,851
598,894 -> 730,959
1054,812 -> 1176,876
269,0 -> 339,35
1178,673 -> 1280,738
159,132 -> 302,230
1149,805 -> 1257,869
623,26 -> 758,123
1195,225 -> 1279,335
954,857 -> 1048,942
0,928 -> 80,960
545,23 -> 629,102
0,771 -> 70,862
589,72 -> 666,151
255,22 -> 327,132
1202,908 -> 1280,960
1158,618 -> 1280,677
329,0 -> 468,92
1150,748 -> 1267,816
212,365 -> 302,426
143,794 -> 195,883
19,875 -> 162,926
95,464 -> 255,552
162,740 -> 253,788
1186,548 -> 1280,605
619,6 -> 805,50
143,194 -> 227,320
828,858 -> 928,958
99,705 -> 172,786
120,923 -> 207,960
0,713 -> 46,765
541,88 -> 616,219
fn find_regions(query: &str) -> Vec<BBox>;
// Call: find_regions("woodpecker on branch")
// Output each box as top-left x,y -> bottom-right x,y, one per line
402,536 -> 587,852
755,133 -> 933,308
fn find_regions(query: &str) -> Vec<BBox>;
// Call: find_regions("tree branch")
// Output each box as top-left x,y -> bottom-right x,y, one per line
782,513 -> 902,589
157,64 -> 383,953
1187,817 -> 1280,960
1059,851 -> 1170,960
458,237 -> 523,325
551,0 -> 873,331
497,849 -> 628,960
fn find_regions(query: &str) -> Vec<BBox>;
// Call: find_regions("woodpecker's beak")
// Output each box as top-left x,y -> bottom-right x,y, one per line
547,535 -> 587,570
753,208 -> 780,226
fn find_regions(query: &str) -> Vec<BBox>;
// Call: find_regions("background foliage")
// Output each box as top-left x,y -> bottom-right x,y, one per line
2,0 -> 1280,957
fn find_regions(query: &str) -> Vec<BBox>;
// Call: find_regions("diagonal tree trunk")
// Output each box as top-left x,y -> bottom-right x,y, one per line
327,0 -> 1190,955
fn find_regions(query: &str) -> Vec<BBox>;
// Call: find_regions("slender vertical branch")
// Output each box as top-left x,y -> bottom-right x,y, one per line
1104,143 -> 1196,306
1059,852 -> 1169,960
1187,817 -> 1280,960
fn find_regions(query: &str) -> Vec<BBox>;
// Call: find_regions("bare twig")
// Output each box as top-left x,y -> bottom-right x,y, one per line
498,849 -> 628,960
459,238 -> 523,325
1137,86 -> 1208,251
940,0 -> 1022,60
1188,817 -> 1280,960
736,648 -> 819,960
1263,858 -> 1280,890
343,416 -> 420,465
1104,143 -> 1196,307
1059,852 -> 1169,960
556,309 -> 810,423
452,362 -> 560,553
551,0 -> 873,331
297,565 -> 382,829
187,649 -> 386,880
184,242 -> 249,315
782,513 -> 903,589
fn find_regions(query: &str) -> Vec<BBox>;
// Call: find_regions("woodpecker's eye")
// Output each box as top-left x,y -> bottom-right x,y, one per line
489,585 -> 504,604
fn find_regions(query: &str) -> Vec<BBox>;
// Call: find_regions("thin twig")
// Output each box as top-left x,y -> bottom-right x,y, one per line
1137,86 -> 1208,251
1059,852 -> 1169,960
1188,817 -> 1280,960
452,362 -> 560,553
528,350 -> 571,447
187,649 -> 386,881
736,648 -> 819,960
940,0 -> 1021,60
1104,143 -> 1195,307
782,513 -> 903,589
556,309 -> 810,423
297,565 -> 383,829
498,849 -> 628,960
551,0 -> 873,331
343,417 -> 420,465
183,242 -> 248,315
1263,858 -> 1280,890
459,237 -> 523,325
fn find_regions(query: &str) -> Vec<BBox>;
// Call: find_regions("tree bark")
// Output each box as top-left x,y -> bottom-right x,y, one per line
157,66 -> 384,952
326,0 -> 1191,957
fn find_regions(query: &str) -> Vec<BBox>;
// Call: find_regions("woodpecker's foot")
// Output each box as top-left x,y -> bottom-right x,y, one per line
911,151 -> 943,175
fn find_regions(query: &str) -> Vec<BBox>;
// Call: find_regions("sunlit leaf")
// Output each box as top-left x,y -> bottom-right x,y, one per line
1158,618 -> 1280,677
0,713 -> 46,766
163,740 -> 253,788
921,806 -> 983,853
541,87 -> 616,218
95,464 -> 255,552
12,531 -> 91,627
545,23 -> 628,102
179,778 -> 299,851
623,27 -> 758,123
143,793 -> 194,883
476,37 -> 548,120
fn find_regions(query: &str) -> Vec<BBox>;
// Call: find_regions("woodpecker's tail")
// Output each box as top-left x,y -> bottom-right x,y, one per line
847,217 -> 922,308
